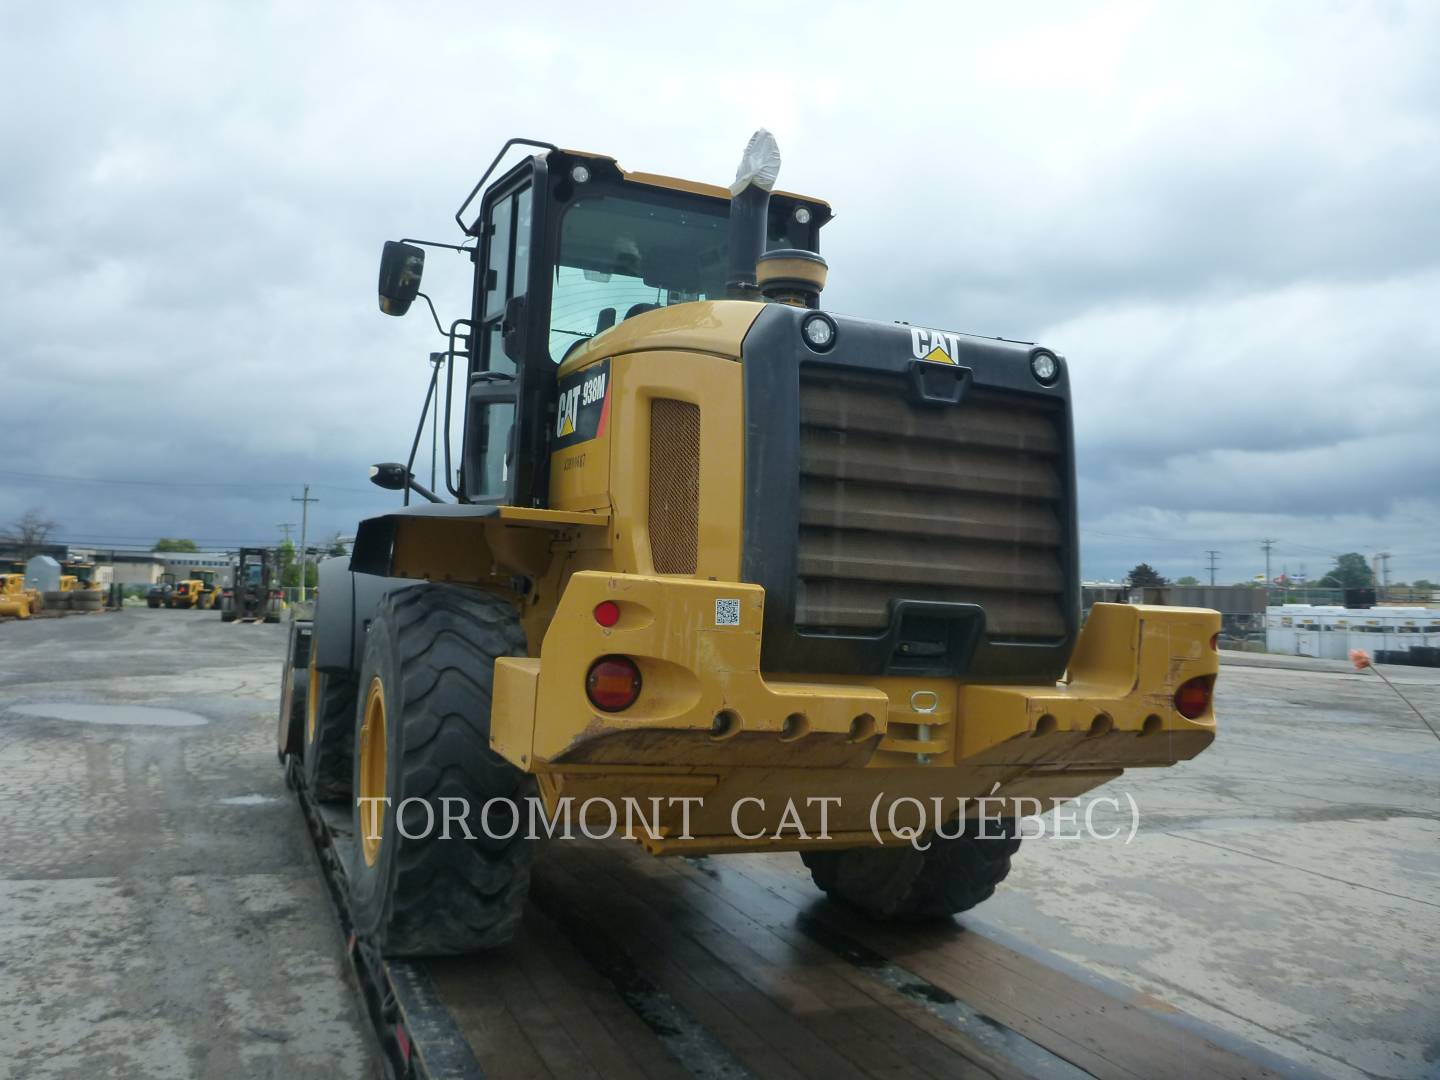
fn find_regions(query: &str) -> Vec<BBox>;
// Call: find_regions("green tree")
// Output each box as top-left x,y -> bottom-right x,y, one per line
276,540 -> 296,585
277,540 -> 319,589
1413,579 -> 1435,592
152,538 -> 199,552
1314,552 -> 1374,590
1176,575 -> 1200,586
1126,563 -> 1168,587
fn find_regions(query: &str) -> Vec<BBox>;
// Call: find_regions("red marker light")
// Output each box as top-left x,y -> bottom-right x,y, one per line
593,600 -> 620,628
1174,676 -> 1214,720
586,655 -> 641,712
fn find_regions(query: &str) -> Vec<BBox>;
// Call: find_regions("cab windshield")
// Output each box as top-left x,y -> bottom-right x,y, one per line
547,193 -> 728,362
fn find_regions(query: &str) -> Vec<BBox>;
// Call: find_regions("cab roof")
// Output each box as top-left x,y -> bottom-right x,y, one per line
558,146 -> 832,212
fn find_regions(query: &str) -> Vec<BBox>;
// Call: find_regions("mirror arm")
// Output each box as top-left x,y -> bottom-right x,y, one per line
404,477 -> 442,504
415,292 -> 445,337
402,356 -> 443,506
400,237 -> 474,255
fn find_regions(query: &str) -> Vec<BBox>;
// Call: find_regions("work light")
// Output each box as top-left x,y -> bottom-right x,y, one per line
802,313 -> 836,351
1030,350 -> 1059,385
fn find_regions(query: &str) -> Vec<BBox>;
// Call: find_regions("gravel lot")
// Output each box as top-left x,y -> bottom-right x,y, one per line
2,608 -> 1436,1079
0,608 -> 374,1080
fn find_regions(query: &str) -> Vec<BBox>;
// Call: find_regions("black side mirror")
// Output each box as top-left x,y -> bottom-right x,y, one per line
378,241 -> 425,316
368,462 -> 441,503
368,462 -> 409,490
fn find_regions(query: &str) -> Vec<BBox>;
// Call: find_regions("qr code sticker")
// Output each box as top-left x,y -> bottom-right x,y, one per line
715,598 -> 741,627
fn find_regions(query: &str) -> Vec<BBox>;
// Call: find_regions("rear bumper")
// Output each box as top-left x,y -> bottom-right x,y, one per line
490,573 -> 1217,852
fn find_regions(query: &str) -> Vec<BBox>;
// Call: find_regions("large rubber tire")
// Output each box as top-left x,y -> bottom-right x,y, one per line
72,592 -> 103,611
801,819 -> 1021,920
278,621 -> 311,762
147,598 -> 160,609
303,647 -> 357,802
348,584 -> 532,956
43,591 -> 69,610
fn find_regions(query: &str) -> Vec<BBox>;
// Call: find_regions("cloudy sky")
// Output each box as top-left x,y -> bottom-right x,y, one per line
2,1 -> 1436,584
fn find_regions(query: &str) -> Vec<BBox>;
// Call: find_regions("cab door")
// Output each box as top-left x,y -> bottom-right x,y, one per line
464,174 -> 534,503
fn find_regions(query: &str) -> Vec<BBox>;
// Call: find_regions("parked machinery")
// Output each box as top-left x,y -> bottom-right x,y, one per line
0,573 -> 42,618
221,548 -> 283,623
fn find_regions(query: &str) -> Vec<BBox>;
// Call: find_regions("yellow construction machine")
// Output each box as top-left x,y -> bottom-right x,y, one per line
169,570 -> 221,610
281,133 -> 1219,956
169,578 -> 207,609
0,573 -> 42,618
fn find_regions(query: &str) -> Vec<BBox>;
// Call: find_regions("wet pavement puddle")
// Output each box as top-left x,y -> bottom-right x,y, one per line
8,702 -> 209,727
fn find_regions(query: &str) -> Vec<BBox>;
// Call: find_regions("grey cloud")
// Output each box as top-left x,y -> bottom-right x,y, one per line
1,2 -> 1437,585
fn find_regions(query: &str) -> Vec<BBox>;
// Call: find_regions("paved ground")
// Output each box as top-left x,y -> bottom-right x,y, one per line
0,608 -> 374,1080
2,609 -> 1436,1078
967,654 -> 1440,1079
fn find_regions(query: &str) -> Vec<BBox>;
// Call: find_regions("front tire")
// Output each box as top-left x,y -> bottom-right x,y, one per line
348,584 -> 532,956
277,620 -> 310,762
802,819 -> 1020,920
302,644 -> 357,801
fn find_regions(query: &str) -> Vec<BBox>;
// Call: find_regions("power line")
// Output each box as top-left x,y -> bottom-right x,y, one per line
1261,538 -> 1277,586
1205,550 -> 1221,586
0,468 -> 373,495
292,485 -> 318,603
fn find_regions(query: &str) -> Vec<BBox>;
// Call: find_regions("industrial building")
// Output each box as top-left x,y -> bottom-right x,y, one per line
1266,604 -> 1440,664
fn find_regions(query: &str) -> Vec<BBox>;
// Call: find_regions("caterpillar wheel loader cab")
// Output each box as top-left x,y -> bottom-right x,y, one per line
221,548 -> 282,622
284,132 -> 1220,956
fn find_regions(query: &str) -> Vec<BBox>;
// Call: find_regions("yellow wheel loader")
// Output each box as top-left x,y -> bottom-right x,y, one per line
170,570 -> 221,610
168,578 -> 206,609
0,573 -> 41,618
280,133 -> 1219,956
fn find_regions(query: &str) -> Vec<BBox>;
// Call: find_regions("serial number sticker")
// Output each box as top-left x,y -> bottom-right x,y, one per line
715,599 -> 741,627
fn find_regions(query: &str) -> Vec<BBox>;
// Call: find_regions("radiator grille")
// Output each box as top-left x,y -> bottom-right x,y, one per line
648,398 -> 700,574
796,370 -> 1067,640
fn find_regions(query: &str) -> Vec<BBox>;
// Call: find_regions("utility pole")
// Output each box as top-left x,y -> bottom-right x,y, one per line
291,485 -> 319,603
1376,552 -> 1392,598
1205,550 -> 1221,587
1261,538 -> 1277,587
276,523 -> 295,544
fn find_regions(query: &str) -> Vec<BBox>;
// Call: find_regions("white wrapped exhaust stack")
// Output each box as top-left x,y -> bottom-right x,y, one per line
726,129 -> 781,299
729,128 -> 781,196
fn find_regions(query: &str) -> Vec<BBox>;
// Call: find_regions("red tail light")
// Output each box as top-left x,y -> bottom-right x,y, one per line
586,655 -> 642,712
1174,676 -> 1214,719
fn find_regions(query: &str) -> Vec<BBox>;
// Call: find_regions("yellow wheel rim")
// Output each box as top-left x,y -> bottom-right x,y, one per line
305,646 -> 320,745
358,676 -> 388,867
